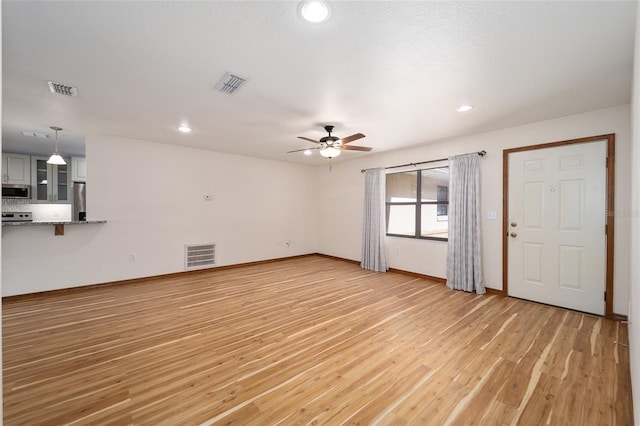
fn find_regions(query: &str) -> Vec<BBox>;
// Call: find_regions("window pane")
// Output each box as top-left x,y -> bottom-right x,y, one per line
386,171 -> 417,203
421,204 -> 448,239
36,159 -> 48,201
436,182 -> 449,216
421,168 -> 449,202
57,164 -> 68,201
386,204 -> 416,236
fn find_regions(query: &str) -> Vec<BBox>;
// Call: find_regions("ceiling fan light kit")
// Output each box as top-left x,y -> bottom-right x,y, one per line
290,124 -> 372,159
320,146 -> 341,158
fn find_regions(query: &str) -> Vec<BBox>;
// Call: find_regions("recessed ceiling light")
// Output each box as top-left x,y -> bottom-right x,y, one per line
178,126 -> 192,133
299,1 -> 331,23
304,149 -> 313,156
456,105 -> 473,112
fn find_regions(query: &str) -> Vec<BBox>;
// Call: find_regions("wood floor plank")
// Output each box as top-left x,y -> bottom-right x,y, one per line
2,255 -> 633,425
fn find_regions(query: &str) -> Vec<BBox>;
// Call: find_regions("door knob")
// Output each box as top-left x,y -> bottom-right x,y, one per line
510,232 -> 517,238
511,222 -> 517,227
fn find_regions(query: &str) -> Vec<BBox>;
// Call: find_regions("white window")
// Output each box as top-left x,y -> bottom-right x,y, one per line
385,167 -> 449,240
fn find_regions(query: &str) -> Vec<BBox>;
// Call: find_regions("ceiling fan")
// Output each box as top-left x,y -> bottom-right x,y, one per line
288,125 -> 372,158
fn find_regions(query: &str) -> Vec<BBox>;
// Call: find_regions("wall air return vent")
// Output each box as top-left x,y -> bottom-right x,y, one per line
47,81 -> 78,97
185,243 -> 216,270
215,72 -> 248,94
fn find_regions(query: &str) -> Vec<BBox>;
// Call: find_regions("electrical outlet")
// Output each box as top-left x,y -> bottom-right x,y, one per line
203,194 -> 214,201
487,211 -> 497,220
129,253 -> 136,261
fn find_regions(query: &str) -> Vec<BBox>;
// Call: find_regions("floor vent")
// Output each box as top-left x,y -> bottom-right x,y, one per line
47,81 -> 78,97
185,243 -> 216,270
215,72 -> 248,94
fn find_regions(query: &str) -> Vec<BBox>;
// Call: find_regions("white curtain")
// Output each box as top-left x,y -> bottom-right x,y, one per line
361,168 -> 388,272
446,153 -> 485,294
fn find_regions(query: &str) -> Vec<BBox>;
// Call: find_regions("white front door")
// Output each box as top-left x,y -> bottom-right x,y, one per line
507,140 -> 607,315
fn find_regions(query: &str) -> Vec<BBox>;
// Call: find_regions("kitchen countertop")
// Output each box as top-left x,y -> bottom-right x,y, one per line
2,220 -> 107,226
2,219 -> 107,236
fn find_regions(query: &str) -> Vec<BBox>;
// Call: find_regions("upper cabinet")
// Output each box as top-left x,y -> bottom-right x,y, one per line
31,156 -> 71,204
2,153 -> 31,185
71,157 -> 86,182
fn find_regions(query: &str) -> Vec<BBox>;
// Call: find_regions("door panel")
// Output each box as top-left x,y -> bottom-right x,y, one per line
508,140 -> 607,315
523,182 -> 544,228
559,179 -> 583,230
523,243 -> 543,283
559,245 -> 583,289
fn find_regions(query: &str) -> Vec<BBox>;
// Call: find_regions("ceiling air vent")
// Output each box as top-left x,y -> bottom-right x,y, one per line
185,243 -> 216,270
47,81 -> 78,97
21,131 -> 49,138
215,73 -> 248,94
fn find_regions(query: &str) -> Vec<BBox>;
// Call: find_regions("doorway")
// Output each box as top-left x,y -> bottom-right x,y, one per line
503,135 -> 615,318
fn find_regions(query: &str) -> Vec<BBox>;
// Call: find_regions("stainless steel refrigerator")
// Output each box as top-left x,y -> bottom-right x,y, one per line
73,182 -> 86,221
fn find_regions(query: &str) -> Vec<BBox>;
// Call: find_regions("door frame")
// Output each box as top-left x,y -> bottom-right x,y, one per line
502,134 -> 615,319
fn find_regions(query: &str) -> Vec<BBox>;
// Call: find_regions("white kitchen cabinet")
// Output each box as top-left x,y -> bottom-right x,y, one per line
31,156 -> 71,204
2,153 -> 31,185
71,157 -> 86,182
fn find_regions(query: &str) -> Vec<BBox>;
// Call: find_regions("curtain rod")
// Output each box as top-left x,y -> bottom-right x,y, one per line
360,150 -> 486,173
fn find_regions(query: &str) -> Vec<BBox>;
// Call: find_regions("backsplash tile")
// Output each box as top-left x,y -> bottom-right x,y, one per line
2,200 -> 71,221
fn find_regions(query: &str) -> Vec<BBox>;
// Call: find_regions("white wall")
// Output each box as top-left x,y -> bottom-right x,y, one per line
1,134 -> 318,296
317,104 -> 632,316
628,3 -> 639,423
1,106 -> 632,316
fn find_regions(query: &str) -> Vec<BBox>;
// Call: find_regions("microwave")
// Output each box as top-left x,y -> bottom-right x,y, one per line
2,184 -> 31,198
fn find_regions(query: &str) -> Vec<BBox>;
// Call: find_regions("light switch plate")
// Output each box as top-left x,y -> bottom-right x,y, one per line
487,210 -> 497,220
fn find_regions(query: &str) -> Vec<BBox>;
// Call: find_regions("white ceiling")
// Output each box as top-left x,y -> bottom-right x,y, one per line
2,1 -> 637,164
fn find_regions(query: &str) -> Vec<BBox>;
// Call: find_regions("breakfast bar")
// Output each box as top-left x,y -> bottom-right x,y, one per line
2,220 -> 107,235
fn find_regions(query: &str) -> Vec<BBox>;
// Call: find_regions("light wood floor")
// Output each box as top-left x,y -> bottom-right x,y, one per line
2,255 -> 633,425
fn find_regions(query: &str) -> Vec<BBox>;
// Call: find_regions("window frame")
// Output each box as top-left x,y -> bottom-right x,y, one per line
385,166 -> 449,242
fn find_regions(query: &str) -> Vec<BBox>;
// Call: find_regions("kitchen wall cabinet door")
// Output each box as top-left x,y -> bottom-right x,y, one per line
31,156 -> 71,204
71,157 -> 86,182
2,153 -> 31,185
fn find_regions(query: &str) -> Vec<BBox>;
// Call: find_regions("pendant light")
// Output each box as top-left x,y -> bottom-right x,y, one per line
47,126 -> 67,165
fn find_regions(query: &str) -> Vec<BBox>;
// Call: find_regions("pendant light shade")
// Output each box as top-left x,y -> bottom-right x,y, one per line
47,126 -> 67,165
47,153 -> 66,165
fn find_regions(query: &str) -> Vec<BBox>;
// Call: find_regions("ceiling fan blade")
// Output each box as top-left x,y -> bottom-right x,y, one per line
340,133 -> 365,144
298,136 -> 321,144
342,145 -> 372,152
287,147 -> 320,154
